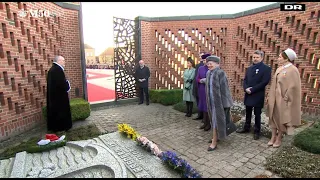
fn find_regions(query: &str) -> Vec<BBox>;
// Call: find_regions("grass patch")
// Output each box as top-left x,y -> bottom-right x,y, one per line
0,124 -> 103,160
173,101 -> 198,114
293,122 -> 320,154
42,98 -> 91,122
265,145 -> 320,178
150,89 -> 183,105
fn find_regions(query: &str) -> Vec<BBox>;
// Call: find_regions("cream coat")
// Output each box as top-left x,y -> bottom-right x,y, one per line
266,63 -> 301,129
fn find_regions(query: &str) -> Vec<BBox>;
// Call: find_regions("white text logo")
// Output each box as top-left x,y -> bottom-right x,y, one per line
18,9 -> 51,18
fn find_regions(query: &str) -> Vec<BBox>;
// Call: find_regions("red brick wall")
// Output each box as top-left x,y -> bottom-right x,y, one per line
0,2 -> 83,141
141,2 -> 320,115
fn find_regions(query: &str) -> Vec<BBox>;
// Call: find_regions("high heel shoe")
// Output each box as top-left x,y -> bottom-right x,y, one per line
207,145 -> 217,151
267,138 -> 275,146
272,143 -> 281,148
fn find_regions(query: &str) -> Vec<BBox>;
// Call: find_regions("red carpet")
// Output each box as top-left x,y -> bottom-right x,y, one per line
87,83 -> 115,102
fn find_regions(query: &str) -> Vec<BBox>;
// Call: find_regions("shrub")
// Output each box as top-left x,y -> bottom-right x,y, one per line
149,89 -> 183,106
173,101 -> 198,114
265,145 -> 320,178
293,122 -> 320,154
42,98 -> 91,122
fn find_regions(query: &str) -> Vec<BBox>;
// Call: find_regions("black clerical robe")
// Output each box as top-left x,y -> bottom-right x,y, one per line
46,63 -> 72,132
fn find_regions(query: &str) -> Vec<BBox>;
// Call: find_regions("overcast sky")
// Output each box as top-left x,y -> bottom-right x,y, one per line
82,2 -> 276,56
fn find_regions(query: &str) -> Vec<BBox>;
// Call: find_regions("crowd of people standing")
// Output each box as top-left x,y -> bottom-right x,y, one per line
182,48 -> 302,151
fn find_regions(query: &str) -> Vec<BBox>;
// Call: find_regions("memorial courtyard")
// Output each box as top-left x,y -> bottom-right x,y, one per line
0,100 -> 318,178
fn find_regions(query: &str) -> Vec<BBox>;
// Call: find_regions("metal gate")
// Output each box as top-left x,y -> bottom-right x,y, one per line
113,17 -> 140,100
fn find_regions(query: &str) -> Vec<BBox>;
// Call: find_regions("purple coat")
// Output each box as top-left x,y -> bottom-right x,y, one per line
196,65 -> 209,112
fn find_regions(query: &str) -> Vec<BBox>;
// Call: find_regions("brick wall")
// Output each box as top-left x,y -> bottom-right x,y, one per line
0,2 -> 83,141
140,2 -> 320,115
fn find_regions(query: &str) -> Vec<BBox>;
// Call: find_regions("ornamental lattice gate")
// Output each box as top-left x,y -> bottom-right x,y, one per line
113,17 -> 140,100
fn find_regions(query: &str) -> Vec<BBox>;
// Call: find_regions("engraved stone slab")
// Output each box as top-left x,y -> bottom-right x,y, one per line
99,132 -> 180,178
0,132 -> 179,178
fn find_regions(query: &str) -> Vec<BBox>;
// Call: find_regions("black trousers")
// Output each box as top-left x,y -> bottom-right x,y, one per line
244,106 -> 262,134
138,86 -> 149,103
185,101 -> 193,115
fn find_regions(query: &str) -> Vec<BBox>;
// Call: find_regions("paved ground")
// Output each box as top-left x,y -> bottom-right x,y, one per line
1,102 -> 283,178
83,103 -> 279,178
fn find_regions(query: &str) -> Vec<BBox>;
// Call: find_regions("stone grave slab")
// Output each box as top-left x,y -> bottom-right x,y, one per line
0,132 -> 180,178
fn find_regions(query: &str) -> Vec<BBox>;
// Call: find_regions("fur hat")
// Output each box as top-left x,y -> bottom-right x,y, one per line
206,55 -> 220,64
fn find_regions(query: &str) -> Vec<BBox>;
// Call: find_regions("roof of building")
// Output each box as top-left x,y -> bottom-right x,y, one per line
99,47 -> 114,56
84,44 -> 94,49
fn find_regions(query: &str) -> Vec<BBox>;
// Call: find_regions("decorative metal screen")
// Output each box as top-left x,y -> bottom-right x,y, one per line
113,17 -> 139,100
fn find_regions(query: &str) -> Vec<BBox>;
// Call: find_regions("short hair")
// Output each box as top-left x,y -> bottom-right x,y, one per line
54,56 -> 63,62
253,50 -> 264,59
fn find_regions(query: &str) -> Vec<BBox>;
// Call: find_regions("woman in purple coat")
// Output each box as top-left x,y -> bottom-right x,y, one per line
196,53 -> 211,131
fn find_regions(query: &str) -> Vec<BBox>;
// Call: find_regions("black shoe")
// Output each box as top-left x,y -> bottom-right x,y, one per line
186,114 -> 192,117
207,146 -> 217,151
199,124 -> 205,129
254,134 -> 260,140
146,102 -> 149,105
193,116 -> 203,120
138,102 -> 143,105
236,128 -> 250,133
204,125 -> 211,131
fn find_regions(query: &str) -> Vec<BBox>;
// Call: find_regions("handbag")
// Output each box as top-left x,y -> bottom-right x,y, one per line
225,108 -> 237,136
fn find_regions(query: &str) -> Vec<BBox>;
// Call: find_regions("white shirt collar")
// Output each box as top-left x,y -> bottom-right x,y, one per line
53,62 -> 64,71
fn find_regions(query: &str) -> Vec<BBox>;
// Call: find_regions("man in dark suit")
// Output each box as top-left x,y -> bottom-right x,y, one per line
46,56 -> 72,132
236,50 -> 271,140
135,60 -> 150,105
192,52 -> 207,120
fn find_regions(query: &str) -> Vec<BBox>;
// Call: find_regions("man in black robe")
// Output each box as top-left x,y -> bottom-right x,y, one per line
46,55 -> 72,132
134,60 -> 150,105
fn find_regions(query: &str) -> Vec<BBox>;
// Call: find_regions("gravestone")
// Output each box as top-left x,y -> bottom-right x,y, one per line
0,132 -> 180,178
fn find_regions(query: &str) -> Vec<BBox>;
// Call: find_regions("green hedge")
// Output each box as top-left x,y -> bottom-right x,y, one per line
42,98 -> 91,122
173,101 -> 198,114
149,89 -> 183,106
293,123 -> 320,154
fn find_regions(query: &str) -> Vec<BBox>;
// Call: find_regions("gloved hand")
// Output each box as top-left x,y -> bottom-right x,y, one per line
186,79 -> 193,83
200,78 -> 206,83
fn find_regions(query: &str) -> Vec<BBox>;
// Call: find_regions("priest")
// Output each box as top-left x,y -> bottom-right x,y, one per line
46,55 -> 72,132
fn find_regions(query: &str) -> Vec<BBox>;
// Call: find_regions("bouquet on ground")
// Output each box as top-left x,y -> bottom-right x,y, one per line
37,134 -> 66,146
117,123 -> 140,141
161,151 -> 202,178
26,134 -> 66,153
136,136 -> 163,157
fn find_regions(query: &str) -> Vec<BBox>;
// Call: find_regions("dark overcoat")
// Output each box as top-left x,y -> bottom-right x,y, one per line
243,62 -> 271,108
46,63 -> 72,132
